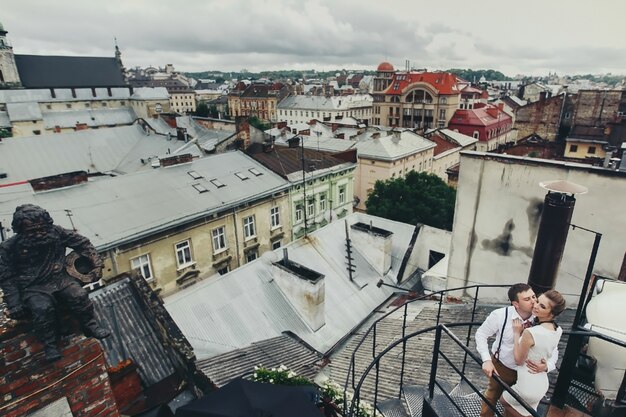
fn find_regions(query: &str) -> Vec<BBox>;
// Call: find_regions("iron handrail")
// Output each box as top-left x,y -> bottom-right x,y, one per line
346,320 -> 626,417
342,283 -> 511,408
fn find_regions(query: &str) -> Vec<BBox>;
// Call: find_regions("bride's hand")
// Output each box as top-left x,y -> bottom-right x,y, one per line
511,318 -> 523,334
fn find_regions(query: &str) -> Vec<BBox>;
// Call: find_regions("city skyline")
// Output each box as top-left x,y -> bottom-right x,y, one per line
3,0 -> 626,77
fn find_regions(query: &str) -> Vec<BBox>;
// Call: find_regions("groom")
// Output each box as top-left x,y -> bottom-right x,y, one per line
475,283 -> 558,417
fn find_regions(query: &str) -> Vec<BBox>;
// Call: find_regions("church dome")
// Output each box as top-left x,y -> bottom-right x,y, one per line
377,61 -> 394,72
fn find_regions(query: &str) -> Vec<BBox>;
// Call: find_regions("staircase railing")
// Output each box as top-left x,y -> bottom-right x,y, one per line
342,284 -> 511,411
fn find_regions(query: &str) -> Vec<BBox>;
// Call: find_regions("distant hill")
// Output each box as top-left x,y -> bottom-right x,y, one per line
445,69 -> 511,82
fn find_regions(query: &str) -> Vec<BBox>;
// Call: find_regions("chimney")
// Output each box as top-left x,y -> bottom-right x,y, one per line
159,154 -> 194,167
392,130 -> 401,142
272,249 -> 325,330
527,180 -> 588,294
350,221 -> 393,276
29,171 -> 88,192
129,86 -> 134,95
287,136 -> 300,148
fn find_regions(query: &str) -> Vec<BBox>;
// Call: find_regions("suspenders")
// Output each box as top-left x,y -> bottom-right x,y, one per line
494,307 -> 509,360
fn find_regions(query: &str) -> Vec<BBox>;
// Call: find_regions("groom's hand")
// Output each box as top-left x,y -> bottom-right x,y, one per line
526,358 -> 547,374
482,360 -> 497,377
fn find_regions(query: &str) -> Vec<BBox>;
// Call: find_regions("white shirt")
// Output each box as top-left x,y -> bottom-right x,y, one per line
475,306 -> 558,372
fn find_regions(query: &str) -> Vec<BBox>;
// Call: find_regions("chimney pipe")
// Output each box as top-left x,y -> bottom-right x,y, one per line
527,180 -> 587,294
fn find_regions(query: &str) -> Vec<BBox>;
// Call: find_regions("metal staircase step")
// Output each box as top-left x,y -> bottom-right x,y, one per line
377,397 -> 410,417
449,379 -> 476,397
403,385 -> 426,417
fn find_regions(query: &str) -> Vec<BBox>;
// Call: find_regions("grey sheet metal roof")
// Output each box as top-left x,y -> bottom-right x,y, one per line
355,130 -> 436,160
14,54 -> 126,88
0,87 -> 168,104
6,102 -> 42,121
0,151 -> 290,250
439,129 -> 478,147
91,278 -> 176,385
195,334 -> 322,387
0,124 -> 204,184
42,107 -> 137,129
0,111 -> 10,128
164,212 -> 418,360
175,116 -> 234,152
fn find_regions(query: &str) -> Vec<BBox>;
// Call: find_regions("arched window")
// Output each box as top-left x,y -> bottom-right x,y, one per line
439,97 -> 447,104
405,89 -> 433,103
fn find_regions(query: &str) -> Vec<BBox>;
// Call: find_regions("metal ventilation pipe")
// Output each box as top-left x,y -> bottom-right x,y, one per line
527,180 -> 588,295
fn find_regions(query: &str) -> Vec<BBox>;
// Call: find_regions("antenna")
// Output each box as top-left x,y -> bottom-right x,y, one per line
64,209 -> 77,231
345,220 -> 355,281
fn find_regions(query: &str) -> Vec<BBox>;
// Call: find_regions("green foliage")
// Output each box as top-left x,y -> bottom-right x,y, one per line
194,101 -> 210,118
0,128 -> 11,139
446,68 -> 511,82
252,365 -> 314,386
366,171 -> 456,230
248,116 -> 271,131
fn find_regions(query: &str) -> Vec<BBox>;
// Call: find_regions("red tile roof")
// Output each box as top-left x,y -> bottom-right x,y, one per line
449,105 -> 511,127
429,134 -> 461,156
377,61 -> 394,72
384,71 -> 466,95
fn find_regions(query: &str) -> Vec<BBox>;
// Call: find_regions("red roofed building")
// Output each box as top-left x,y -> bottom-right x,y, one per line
371,61 -> 469,130
447,103 -> 514,151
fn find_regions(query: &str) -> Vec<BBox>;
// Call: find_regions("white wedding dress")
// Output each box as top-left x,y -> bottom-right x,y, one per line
502,325 -> 562,415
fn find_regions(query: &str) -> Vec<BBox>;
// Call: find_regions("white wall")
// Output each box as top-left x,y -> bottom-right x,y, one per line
447,152 -> 626,303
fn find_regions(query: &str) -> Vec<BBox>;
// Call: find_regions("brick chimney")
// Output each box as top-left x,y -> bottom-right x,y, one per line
272,249 -> 325,331
159,154 -> 194,167
350,222 -> 393,276
29,171 -> 88,192
0,323 -> 120,417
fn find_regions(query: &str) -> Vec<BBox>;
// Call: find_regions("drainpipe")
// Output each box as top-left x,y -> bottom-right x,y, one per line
232,208 -> 241,268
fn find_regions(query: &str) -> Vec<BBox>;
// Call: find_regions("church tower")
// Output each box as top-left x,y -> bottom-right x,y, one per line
0,22 -> 22,88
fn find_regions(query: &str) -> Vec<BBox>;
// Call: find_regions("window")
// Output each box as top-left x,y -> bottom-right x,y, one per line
270,207 -> 280,228
295,204 -> 303,223
175,240 -> 193,268
131,254 -> 153,281
192,184 -> 208,193
246,251 -> 258,263
210,178 -> 225,188
217,265 -> 229,275
249,168 -> 263,176
473,131 -> 480,139
272,240 -> 282,250
46,104 -> 52,110
319,194 -> 326,211
339,186 -> 346,204
85,103 -> 91,108
212,226 -> 227,252
439,109 -> 446,120
243,215 -> 256,239
235,172 -> 249,181
588,146 -> 596,154
188,170 -> 203,179
307,199 -> 315,217
66,103 -> 72,109
569,144 -> 578,152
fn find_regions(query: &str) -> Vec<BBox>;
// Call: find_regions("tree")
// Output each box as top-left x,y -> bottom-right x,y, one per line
366,171 -> 456,230
248,116 -> 271,131
194,101 -> 209,118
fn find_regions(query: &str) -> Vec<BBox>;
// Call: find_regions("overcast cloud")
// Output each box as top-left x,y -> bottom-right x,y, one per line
3,0 -> 625,76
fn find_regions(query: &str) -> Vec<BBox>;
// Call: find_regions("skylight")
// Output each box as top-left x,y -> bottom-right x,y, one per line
235,172 -> 249,181
192,183 -> 208,193
210,179 -> 225,188
188,170 -> 203,179
248,168 -> 263,177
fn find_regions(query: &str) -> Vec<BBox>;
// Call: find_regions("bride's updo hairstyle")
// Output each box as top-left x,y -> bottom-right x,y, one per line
543,289 -> 566,317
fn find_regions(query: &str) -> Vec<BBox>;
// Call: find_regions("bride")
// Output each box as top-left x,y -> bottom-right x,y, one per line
501,289 -> 566,417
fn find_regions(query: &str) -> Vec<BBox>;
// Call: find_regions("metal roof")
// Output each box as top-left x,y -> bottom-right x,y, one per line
164,212 -> 419,360
6,102 -> 42,121
0,87 -> 168,103
195,334 -> 322,387
0,124 -> 205,184
354,130 -> 436,160
42,107 -> 137,129
91,278 -> 176,385
0,151 -> 290,250
0,111 -> 10,128
14,55 -> 126,88
278,95 -> 372,111
438,129 -> 479,148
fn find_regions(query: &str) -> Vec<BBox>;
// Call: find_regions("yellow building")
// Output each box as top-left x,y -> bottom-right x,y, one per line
564,138 -> 607,161
371,62 -> 468,130
0,151 -> 292,297
0,87 -> 170,137
228,82 -> 290,122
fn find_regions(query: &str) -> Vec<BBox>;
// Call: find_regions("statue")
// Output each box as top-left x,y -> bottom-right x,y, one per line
0,204 -> 110,361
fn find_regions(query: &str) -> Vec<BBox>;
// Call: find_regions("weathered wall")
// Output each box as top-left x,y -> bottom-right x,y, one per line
514,95 -> 564,141
448,152 -> 626,303
573,90 -> 623,127
0,325 -> 119,417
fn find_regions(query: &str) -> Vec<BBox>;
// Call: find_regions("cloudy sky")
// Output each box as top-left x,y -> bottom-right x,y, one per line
3,0 -> 625,77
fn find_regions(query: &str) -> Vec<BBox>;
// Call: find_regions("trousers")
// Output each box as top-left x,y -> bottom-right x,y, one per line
480,355 -> 518,417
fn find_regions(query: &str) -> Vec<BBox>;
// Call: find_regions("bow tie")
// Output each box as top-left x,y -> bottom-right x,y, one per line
522,320 -> 534,329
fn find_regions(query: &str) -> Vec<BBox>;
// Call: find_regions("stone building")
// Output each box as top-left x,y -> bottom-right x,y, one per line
371,61 -> 468,130
228,82 -> 290,122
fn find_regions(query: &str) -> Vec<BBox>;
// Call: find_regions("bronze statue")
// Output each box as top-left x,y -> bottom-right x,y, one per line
0,204 -> 110,361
